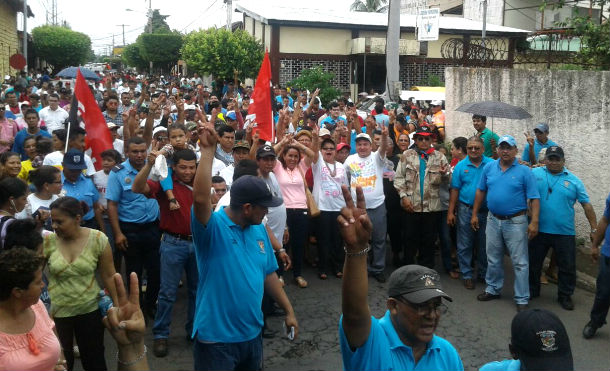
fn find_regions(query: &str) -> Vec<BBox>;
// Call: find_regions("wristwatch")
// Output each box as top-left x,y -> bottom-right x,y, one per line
591,229 -> 597,234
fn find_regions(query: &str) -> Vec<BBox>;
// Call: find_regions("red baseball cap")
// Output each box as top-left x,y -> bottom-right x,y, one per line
337,143 -> 351,151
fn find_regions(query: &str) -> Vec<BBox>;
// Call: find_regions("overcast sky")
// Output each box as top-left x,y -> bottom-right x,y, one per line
22,0 -> 355,55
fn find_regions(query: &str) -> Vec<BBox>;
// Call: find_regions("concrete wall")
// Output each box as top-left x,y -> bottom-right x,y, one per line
0,2 -> 19,78
279,26 -> 351,55
445,67 -> 610,238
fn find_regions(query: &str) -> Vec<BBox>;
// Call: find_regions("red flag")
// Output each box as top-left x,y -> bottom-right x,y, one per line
248,51 -> 274,142
74,69 -> 113,171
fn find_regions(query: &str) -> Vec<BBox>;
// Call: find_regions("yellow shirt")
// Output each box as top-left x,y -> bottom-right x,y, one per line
18,160 -> 34,183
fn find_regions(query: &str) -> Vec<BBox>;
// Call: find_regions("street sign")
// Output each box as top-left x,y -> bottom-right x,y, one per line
9,54 -> 26,70
417,8 -> 440,41
402,0 -> 428,15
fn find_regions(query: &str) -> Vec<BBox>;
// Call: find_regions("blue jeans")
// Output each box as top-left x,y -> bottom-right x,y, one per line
367,204 -> 387,274
485,213 -> 530,304
590,256 -> 610,327
456,203 -> 488,280
193,333 -> 262,371
153,233 -> 198,339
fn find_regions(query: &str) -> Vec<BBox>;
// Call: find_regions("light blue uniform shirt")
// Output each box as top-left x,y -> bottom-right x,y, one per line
601,193 -> 610,258
275,95 -> 294,108
321,116 -> 347,131
477,159 -> 540,216
339,310 -> 463,371
350,126 -> 367,155
522,138 -> 557,163
191,207 -> 278,343
532,166 -> 589,235
61,173 -> 99,221
374,113 -> 390,128
451,156 -> 493,206
479,359 -> 521,371
105,160 -> 160,223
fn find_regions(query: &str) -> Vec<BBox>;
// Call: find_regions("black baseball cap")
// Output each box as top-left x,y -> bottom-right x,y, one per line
388,265 -> 452,304
63,149 -> 87,170
545,146 -> 564,160
414,125 -> 433,137
256,144 -> 276,159
511,309 -> 573,371
230,175 -> 283,208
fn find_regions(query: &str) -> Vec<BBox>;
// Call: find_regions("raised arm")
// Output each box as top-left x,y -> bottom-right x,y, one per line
192,122 -> 218,226
131,151 -> 157,196
378,125 -> 389,159
339,185 -> 373,350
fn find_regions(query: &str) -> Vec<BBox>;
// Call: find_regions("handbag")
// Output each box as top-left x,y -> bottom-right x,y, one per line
298,168 -> 320,217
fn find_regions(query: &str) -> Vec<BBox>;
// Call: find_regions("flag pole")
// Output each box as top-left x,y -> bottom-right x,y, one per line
66,68 -> 81,153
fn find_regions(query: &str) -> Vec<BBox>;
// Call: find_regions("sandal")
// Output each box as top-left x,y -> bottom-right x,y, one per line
448,270 -> 460,279
294,276 -> 308,288
335,272 -> 343,279
318,273 -> 328,280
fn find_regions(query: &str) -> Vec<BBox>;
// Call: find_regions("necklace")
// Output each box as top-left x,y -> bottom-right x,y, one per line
324,161 -> 337,177
545,169 -> 563,199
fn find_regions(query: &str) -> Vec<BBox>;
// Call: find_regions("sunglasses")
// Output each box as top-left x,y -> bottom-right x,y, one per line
416,136 -> 431,141
467,146 -> 482,151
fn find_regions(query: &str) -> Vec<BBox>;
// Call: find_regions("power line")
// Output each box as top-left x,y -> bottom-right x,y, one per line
90,26 -> 145,41
180,0 -> 220,32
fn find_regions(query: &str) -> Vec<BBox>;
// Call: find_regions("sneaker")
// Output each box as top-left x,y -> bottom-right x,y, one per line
477,292 -> 501,301
558,296 -> 574,311
153,338 -> 168,358
583,321 -> 600,339
516,303 -> 529,312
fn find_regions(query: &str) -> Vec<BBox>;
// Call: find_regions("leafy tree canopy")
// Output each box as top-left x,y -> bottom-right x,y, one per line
149,9 -> 171,34
121,43 -> 148,70
136,33 -> 183,70
350,0 -> 388,12
288,66 -> 342,107
181,28 -> 264,81
32,25 -> 91,71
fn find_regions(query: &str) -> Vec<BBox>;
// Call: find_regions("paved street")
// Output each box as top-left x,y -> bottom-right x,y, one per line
79,255 -> 610,371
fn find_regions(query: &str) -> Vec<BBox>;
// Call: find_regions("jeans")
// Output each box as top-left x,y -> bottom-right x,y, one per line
316,211 -> 344,275
193,333 -> 263,371
590,256 -> 610,327
439,210 -> 453,273
55,310 -> 106,371
153,233 -> 198,339
404,211 -> 439,269
286,208 -> 309,278
120,221 -> 161,313
456,203 -> 488,280
367,204 -> 387,274
485,213 -> 530,304
529,232 -> 576,298
386,205 -> 405,256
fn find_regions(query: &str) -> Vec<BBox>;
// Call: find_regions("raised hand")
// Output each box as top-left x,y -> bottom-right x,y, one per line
523,131 -> 534,146
197,122 -> 218,149
103,272 -> 145,347
338,185 -> 372,251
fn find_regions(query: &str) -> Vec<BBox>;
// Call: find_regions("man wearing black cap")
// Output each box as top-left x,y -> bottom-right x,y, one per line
191,123 -> 298,370
530,146 -> 597,310
480,308 -> 573,371
338,185 -> 462,371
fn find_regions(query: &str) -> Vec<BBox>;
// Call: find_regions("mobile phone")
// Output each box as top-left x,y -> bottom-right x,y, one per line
282,322 -> 295,341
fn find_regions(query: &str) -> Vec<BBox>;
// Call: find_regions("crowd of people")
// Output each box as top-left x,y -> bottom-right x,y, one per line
0,69 -> 609,371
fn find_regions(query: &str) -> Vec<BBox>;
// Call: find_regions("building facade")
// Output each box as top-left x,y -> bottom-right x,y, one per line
0,0 -> 33,78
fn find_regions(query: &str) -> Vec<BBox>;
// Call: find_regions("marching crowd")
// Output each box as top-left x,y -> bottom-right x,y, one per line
0,70 -> 609,371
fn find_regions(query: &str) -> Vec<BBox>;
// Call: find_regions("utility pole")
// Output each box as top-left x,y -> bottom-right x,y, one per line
481,0 -> 488,60
23,0 -> 28,72
116,24 -> 129,46
52,0 -> 57,25
224,0 -> 233,30
384,0 -> 400,102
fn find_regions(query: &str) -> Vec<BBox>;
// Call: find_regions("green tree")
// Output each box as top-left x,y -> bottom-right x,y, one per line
181,28 -> 264,81
148,9 -> 171,34
350,0 -> 388,12
122,43 -> 148,70
288,66 -> 342,106
31,25 -> 91,71
137,33 -> 183,71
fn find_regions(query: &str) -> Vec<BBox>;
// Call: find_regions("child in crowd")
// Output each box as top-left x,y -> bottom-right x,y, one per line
17,135 -> 37,183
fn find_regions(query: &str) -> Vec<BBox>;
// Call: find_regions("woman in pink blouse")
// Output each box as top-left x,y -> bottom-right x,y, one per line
273,133 -> 316,288
0,247 -> 64,371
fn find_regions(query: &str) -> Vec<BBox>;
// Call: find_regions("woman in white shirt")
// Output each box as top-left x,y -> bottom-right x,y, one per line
311,138 -> 349,279
16,166 -> 63,230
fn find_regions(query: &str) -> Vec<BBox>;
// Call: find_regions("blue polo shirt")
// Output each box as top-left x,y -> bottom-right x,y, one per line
532,166 -> 589,235
321,116 -> 347,131
479,359 -> 521,371
61,173 -> 99,221
339,310 -> 463,371
477,159 -> 540,216
601,193 -> 610,258
451,156 -> 493,206
191,207 -> 278,343
350,126 -> 367,155
275,95 -> 294,108
374,113 -> 390,128
522,138 -> 558,163
105,160 -> 160,223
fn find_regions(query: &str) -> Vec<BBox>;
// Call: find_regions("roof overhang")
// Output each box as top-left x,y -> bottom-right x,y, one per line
6,0 -> 35,18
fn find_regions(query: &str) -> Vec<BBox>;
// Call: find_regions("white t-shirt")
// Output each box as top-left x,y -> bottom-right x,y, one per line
214,192 -> 270,228
43,151 -> 96,176
312,154 -> 348,211
113,139 -> 124,158
343,150 -> 386,209
219,165 -> 235,187
39,106 -> 69,134
92,170 -> 109,209
262,172 -> 286,243
211,157 -> 226,177
16,193 -> 59,222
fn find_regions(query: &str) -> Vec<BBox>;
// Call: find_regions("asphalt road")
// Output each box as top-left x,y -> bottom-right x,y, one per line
76,254 -> 609,371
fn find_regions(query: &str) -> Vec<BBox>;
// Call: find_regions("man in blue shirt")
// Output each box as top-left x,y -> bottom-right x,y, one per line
480,308 -> 573,371
529,146 -> 598,311
12,109 -> 51,160
448,136 -> 493,289
339,186 -> 463,371
471,135 -> 540,312
191,122 -> 298,371
583,191 -> 610,339
106,136 -> 161,320
521,123 -> 557,165
321,102 -> 347,132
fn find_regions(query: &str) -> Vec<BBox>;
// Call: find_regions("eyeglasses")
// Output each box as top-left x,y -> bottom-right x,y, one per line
396,297 -> 448,316
416,136 -> 431,142
467,146 -> 482,151
156,136 -> 168,141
